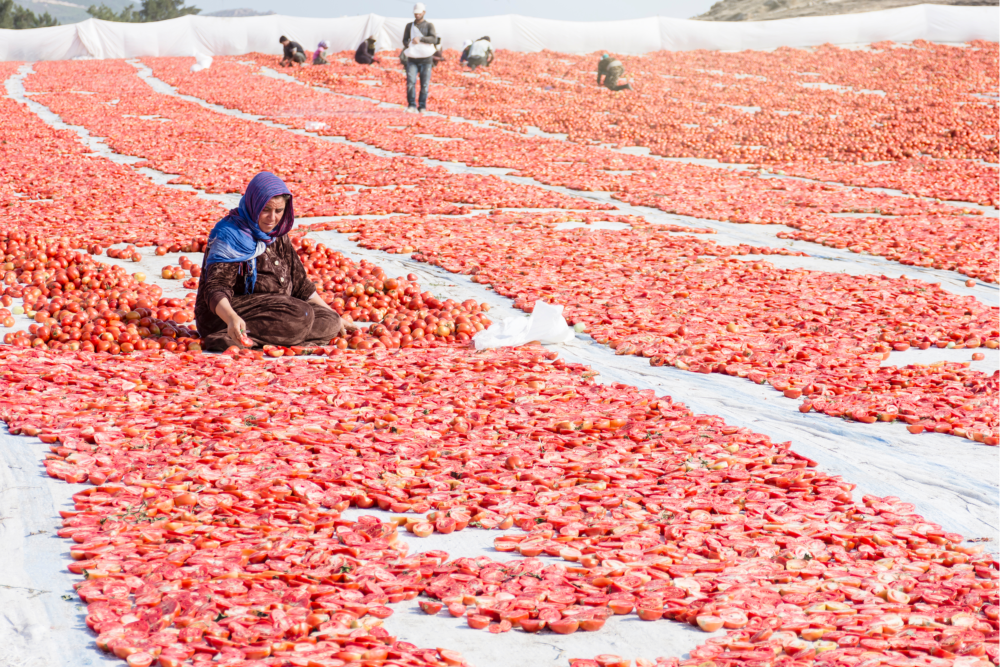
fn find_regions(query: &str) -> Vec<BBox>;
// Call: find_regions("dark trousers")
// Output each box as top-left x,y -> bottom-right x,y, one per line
405,59 -> 432,109
199,294 -> 343,351
604,66 -> 629,91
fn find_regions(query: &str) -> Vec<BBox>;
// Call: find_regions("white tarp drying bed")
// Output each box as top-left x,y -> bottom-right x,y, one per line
0,46 -> 997,667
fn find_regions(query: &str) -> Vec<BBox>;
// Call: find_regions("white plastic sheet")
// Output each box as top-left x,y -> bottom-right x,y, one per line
189,52 -> 212,71
0,5 -> 997,62
473,300 -> 575,350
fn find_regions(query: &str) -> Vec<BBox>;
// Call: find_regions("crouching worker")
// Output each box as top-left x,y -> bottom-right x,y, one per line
314,40 -> 330,65
355,36 -> 378,64
465,36 -> 494,71
195,172 -> 353,351
279,35 -> 306,67
597,53 -> 632,91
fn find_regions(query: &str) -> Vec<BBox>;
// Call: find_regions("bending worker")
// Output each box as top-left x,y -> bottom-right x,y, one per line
195,172 -> 353,351
597,53 -> 632,91
279,35 -> 306,67
465,36 -> 494,71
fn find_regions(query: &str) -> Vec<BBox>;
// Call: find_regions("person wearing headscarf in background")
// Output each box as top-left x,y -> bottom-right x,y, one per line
465,36 -> 494,71
401,2 -> 437,112
195,172 -> 353,351
313,40 -> 330,65
355,36 -> 378,65
459,39 -> 472,65
278,35 -> 306,67
597,53 -> 632,91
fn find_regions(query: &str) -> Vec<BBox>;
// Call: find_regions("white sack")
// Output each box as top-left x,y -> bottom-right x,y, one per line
473,301 -> 575,350
190,52 -> 212,72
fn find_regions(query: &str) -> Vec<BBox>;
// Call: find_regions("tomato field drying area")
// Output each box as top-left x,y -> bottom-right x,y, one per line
0,39 -> 997,667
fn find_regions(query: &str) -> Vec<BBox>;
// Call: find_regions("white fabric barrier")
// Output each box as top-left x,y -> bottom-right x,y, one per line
0,4 -> 997,62
0,23 -> 91,61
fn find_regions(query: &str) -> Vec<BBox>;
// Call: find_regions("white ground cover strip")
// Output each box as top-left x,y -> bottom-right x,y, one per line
337,508 -> 720,667
0,428 -> 122,667
0,61 -> 997,667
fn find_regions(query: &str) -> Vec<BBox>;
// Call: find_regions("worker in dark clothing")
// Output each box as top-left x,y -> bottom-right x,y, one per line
597,54 -> 632,91
279,36 -> 306,67
355,36 -> 378,65
401,2 -> 437,112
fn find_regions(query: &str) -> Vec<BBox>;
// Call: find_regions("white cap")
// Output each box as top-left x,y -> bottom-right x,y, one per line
413,3 -> 426,12
462,39 -> 471,48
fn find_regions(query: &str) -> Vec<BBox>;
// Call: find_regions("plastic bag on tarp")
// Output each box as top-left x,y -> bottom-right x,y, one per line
305,121 -> 328,131
473,301 -> 575,350
191,53 -> 213,72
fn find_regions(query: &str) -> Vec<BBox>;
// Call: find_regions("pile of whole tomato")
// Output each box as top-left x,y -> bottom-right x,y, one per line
0,227 -> 492,357
0,231 -> 200,354
0,344 -> 993,667
290,234 -> 492,350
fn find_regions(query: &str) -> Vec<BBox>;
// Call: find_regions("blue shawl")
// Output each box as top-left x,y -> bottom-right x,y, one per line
205,172 -> 295,293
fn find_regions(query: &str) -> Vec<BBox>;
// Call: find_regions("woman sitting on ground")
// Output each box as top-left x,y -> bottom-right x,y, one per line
195,172 -> 353,351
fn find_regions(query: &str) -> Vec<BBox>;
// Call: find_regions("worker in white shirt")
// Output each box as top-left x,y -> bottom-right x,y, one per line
402,3 -> 438,111
465,36 -> 494,71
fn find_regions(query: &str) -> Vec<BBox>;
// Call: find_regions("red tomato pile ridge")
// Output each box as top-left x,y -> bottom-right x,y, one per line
0,345 -> 996,667
147,56 -> 998,283
0,47 -> 998,667
26,61 -> 610,219
331,211 -> 999,443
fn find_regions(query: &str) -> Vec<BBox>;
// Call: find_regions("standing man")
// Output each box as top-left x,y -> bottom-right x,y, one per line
465,36 -> 494,71
597,54 -> 632,91
279,36 -> 306,68
402,3 -> 437,112
432,37 -> 446,67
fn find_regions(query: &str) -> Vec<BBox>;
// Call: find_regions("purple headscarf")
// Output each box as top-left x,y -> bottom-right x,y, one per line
205,171 -> 295,293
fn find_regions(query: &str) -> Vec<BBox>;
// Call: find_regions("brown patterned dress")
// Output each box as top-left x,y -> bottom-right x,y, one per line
194,235 -> 343,351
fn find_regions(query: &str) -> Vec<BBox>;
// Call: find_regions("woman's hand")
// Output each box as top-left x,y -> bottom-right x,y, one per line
215,297 -> 253,348
226,315 -> 251,348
